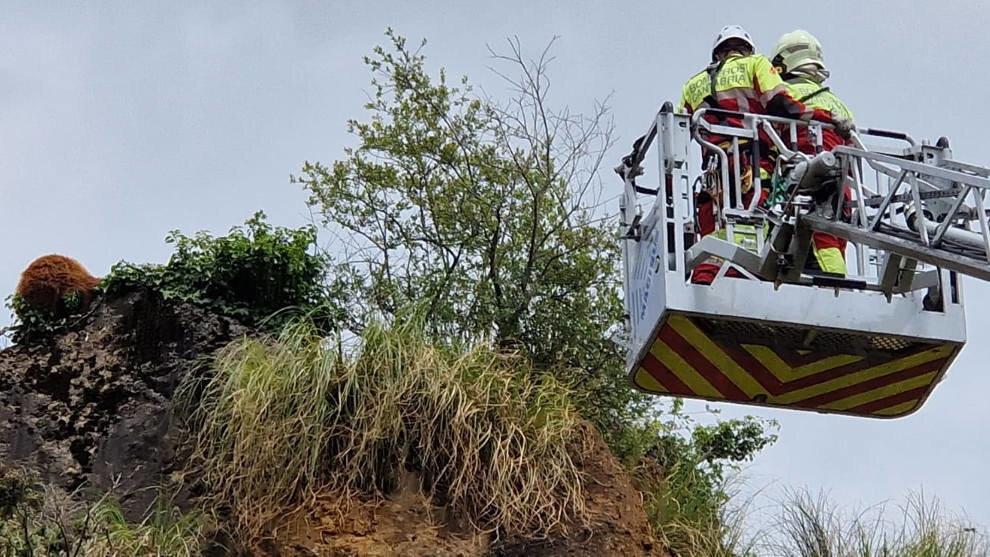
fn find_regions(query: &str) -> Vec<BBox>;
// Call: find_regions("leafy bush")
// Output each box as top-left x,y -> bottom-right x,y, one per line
101,211 -> 333,329
182,310 -> 586,541
0,466 -> 39,522
619,401 -> 776,556
3,212 -> 331,344
2,293 -> 87,345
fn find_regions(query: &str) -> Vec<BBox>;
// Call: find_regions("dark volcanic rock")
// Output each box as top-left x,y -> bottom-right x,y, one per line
0,289 -> 249,519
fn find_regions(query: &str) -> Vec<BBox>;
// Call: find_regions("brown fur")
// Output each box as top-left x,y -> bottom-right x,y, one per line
15,254 -> 101,316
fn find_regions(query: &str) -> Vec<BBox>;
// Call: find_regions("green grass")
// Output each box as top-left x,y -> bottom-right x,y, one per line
182,311 -> 587,541
636,462 -> 755,557
88,498 -> 207,557
0,466 -> 206,557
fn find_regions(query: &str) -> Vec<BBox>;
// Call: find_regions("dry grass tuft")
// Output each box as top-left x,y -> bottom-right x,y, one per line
183,313 -> 588,540
763,488 -> 990,557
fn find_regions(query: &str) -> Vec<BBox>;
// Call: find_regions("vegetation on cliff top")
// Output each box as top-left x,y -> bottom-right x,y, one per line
185,313 -> 587,541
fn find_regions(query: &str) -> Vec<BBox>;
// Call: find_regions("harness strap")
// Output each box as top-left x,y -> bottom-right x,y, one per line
786,76 -> 831,105
703,59 -> 728,121
798,86 -> 830,104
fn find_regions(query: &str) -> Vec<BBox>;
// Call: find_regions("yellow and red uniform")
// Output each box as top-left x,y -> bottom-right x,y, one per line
678,53 -> 833,283
678,54 -> 831,130
782,76 -> 854,274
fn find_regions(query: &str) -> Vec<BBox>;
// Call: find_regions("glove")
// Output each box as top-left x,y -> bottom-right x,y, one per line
832,114 -> 855,139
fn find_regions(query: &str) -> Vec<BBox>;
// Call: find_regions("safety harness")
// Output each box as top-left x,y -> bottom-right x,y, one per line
702,58 -> 728,115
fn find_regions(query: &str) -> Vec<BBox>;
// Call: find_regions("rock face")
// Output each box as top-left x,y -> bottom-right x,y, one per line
0,289 -> 248,519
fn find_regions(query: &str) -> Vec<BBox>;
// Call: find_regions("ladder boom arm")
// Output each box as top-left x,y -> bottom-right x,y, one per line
794,141 -> 990,283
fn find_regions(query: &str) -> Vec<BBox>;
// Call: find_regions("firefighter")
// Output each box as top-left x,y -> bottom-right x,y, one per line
771,29 -> 853,275
678,25 -> 851,284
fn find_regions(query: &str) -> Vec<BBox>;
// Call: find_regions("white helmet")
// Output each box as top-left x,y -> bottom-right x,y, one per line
772,29 -> 828,76
712,25 -> 755,61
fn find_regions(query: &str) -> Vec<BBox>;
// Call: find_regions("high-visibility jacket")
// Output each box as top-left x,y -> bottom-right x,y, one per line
677,54 -> 832,132
782,76 -> 854,152
782,76 -> 854,274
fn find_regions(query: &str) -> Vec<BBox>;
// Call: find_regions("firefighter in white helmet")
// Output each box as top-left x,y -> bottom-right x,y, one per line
678,25 -> 849,284
771,29 -> 854,275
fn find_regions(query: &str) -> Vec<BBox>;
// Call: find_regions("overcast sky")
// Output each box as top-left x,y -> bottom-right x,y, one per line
2,0 -> 988,537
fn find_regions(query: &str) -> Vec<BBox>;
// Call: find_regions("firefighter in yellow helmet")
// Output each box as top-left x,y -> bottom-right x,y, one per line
678,25 -> 852,284
771,29 -> 854,275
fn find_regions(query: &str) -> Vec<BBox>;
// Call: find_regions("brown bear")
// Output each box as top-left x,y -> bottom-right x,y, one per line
15,254 -> 101,317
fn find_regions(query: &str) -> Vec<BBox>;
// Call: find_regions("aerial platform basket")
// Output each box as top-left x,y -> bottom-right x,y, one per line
617,106 -> 988,418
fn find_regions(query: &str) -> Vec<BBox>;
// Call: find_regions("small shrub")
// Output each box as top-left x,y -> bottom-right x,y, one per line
3,293 -> 87,345
613,401 -> 775,556
635,455 -> 758,557
0,468 -> 78,557
0,467 -> 40,521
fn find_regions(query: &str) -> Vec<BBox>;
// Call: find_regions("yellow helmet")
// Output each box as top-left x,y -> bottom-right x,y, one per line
771,29 -> 827,76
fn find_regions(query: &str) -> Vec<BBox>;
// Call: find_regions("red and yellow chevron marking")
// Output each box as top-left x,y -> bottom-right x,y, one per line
631,314 -> 960,418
